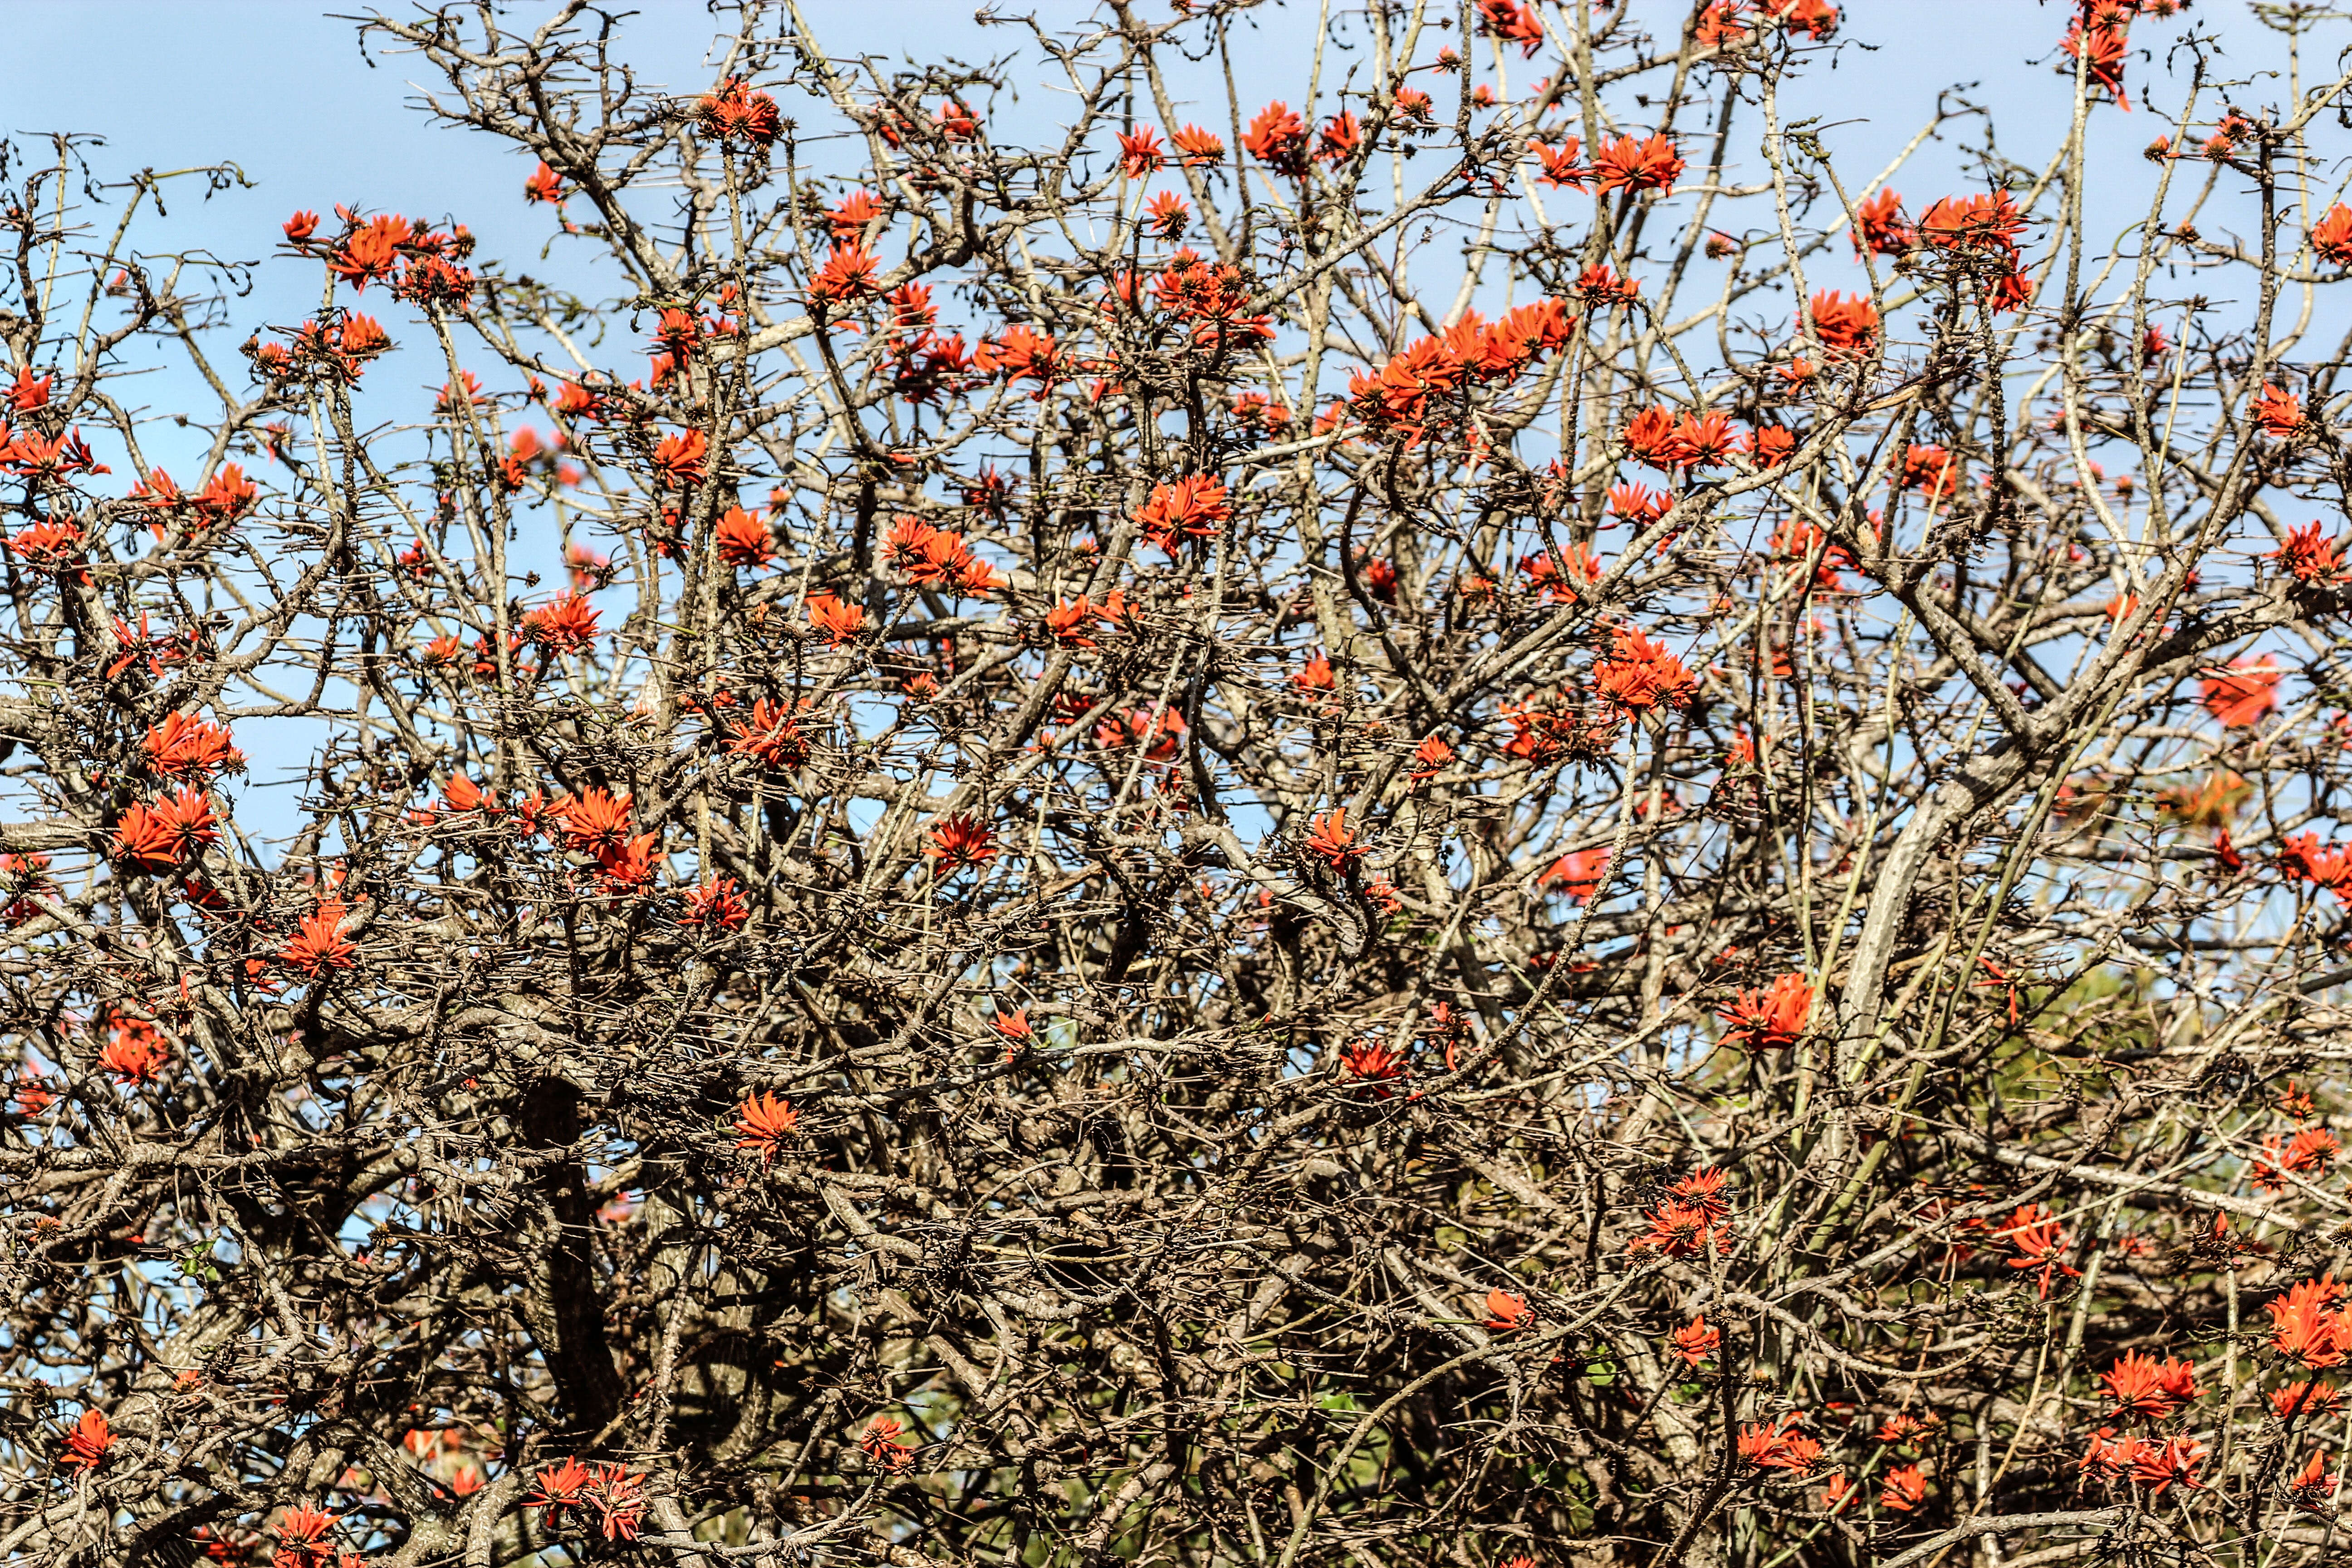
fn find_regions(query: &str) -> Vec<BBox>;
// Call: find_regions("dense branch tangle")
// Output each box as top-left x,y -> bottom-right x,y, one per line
4,4 -> 2352,1568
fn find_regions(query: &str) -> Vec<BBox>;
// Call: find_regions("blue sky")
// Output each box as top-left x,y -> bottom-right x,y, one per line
0,0 -> 2312,841
3,0 -> 2283,365
4,1 -> 2238,255
3,0 -> 2276,456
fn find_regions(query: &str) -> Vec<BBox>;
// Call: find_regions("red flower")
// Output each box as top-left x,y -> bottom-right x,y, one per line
1576,263 -> 1641,307
583,1465 -> 646,1542
887,289 -> 945,350
435,371 -> 484,414
5,519 -> 85,569
7,367 -> 53,411
1919,191 -> 2026,257
733,1091 -> 799,1160
553,379 -> 603,420
1876,1413 -> 1936,1446
1341,1037 -> 1407,1096
2286,1126 -> 2343,1174
591,831 -> 662,891
2252,383 -> 2305,437
2278,833 -> 2352,896
1152,253 -> 1273,347
808,593 -> 865,646
681,876 -> 750,932
1477,0 -> 1544,55
1134,474 -> 1231,550
650,428 -> 710,487
811,242 -> 882,304
337,314 -> 393,368
328,214 -> 409,291
1609,482 -> 1670,524
2080,1428 -> 2146,1482
2273,1381 -> 2342,1420
2099,1349 -> 2194,1420
2200,657 -> 2281,728
433,769 -> 506,824
1533,138 -> 1588,190
1999,1203 -> 2080,1298
979,324 -> 1063,393
1879,1463 -> 1927,1512
1592,626 -> 1697,715
528,1457 -> 594,1514
2274,521 -> 2350,586
1591,134 -> 1684,196
143,712 -> 244,784
0,850 -> 53,929
1483,1288 -> 1531,1331
2287,1450 -> 2337,1512
862,1417 -> 916,1473
283,210 -> 320,247
2268,1278 -> 2350,1369
1622,407 -> 1686,469
113,787 -> 220,872
726,698 -> 811,771
1632,1201 -> 1721,1258
1695,0 -> 1753,48
1303,809 -> 1365,871
927,813 -> 997,873
699,77 -> 782,145
524,162 -> 564,205
2060,20 -> 2132,108
1243,102 -> 1310,177
1410,734 -> 1458,782
1809,289 -> 1880,355
395,252 -> 475,307
1044,595 -> 1102,649
279,898 -> 357,979
0,426 -> 107,481
1852,187 -> 1912,255
1143,190 -> 1189,240
1116,126 -> 1166,178
2129,1436 -> 2205,1497
59,1408 -> 112,1470
1315,111 -> 1361,164
714,505 -> 777,570
1170,124 -> 1226,166
523,591 -> 601,655
1673,410 -> 1739,469
993,1010 -> 1034,1057
828,191 -> 884,245
99,1016 -> 171,1084
1672,1315 -> 1720,1365
2313,202 -> 2352,266
937,99 -> 979,141
1542,848 -> 1611,903
1747,425 -> 1797,468
274,1506 -> 338,1568
2152,1355 -> 2202,1408
1521,543 -> 1601,604
1719,973 -> 1811,1052
1667,1168 -> 1732,1226
1768,0 -> 1839,39
1737,1415 -> 1821,1474
554,788 -> 633,855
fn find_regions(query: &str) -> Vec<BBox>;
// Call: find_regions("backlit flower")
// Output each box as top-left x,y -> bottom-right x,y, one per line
1719,973 -> 1811,1052
1592,134 -> 1684,196
733,1091 -> 799,1160
927,813 -> 997,873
